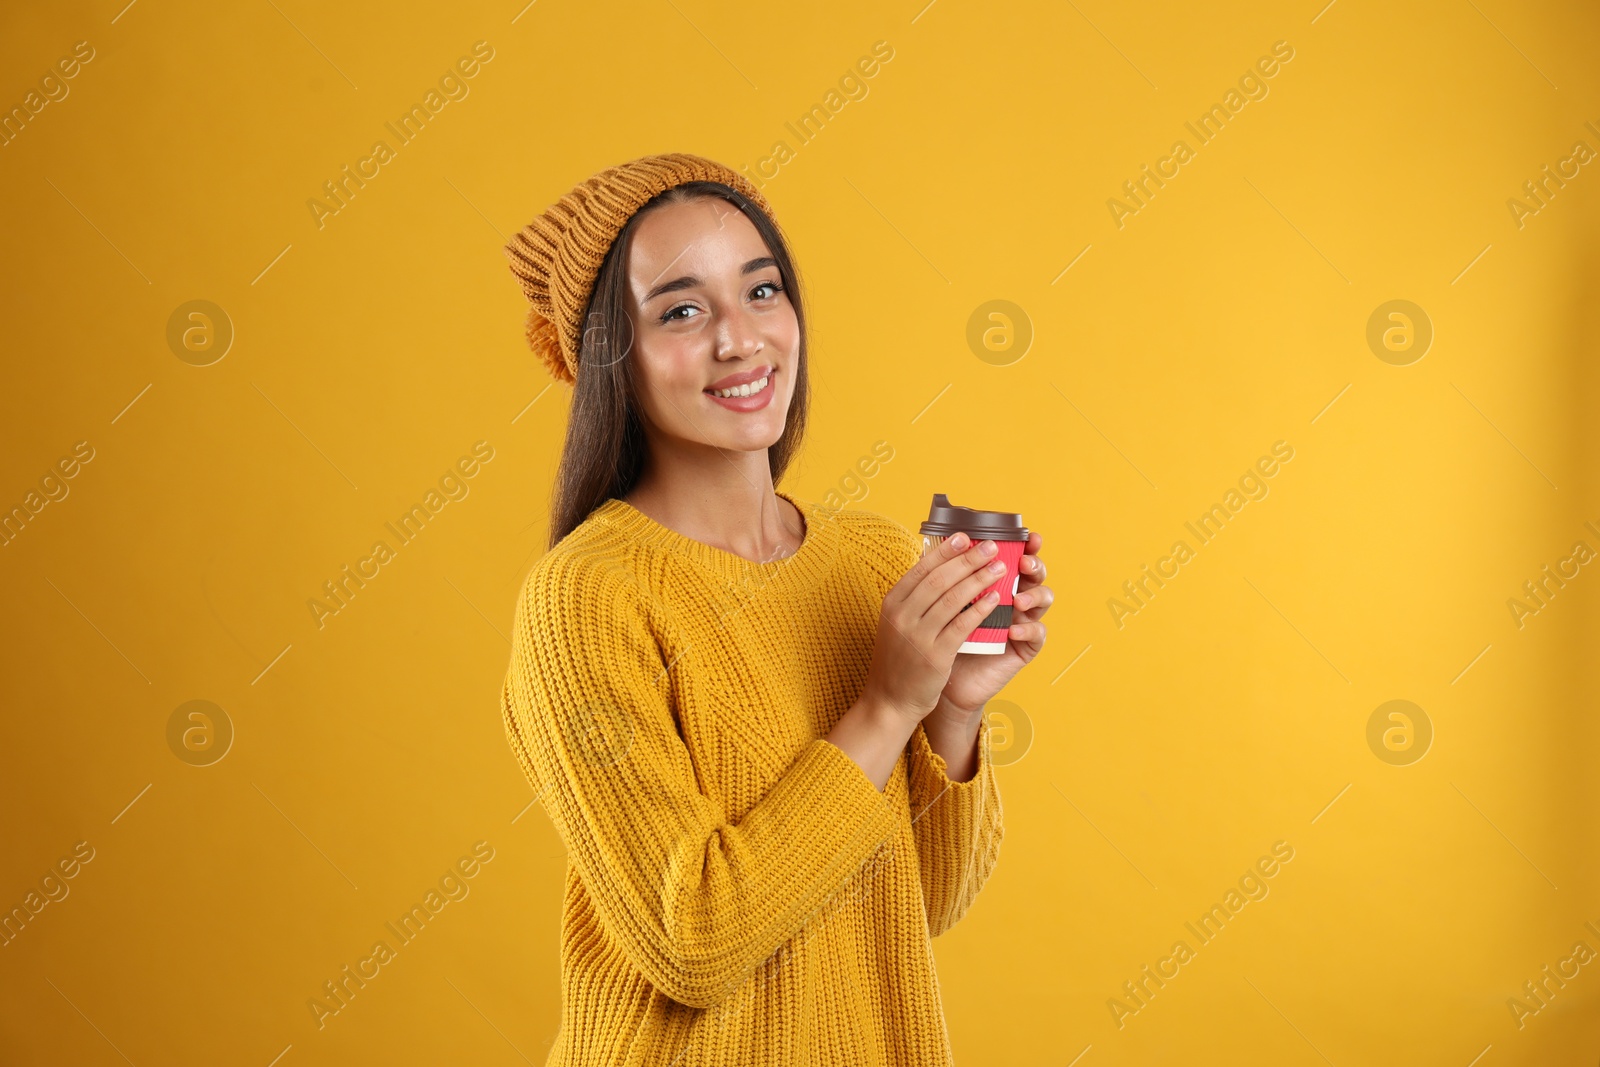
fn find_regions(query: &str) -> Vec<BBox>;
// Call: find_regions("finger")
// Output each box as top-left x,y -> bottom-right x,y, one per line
939,588 -> 1001,651
892,530 -> 972,605
1014,584 -> 1054,615
907,537 -> 1004,620
1007,620 -> 1046,647
1021,547 -> 1045,585
925,553 -> 1008,629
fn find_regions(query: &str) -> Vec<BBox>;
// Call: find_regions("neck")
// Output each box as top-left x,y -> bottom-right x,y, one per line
625,443 -> 802,564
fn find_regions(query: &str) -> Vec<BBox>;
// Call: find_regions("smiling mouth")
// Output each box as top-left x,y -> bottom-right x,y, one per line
705,371 -> 774,399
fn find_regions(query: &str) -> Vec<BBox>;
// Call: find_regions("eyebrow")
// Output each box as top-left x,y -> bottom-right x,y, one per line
641,256 -> 779,305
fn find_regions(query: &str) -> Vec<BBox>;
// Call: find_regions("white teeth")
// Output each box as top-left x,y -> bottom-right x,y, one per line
709,374 -> 770,399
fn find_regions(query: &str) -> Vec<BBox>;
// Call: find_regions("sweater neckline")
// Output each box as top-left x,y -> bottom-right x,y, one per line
593,488 -> 840,595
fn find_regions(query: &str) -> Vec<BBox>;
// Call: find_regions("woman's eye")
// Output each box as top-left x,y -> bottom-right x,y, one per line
660,281 -> 782,324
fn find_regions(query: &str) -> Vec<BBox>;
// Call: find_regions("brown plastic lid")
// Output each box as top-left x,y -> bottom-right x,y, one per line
919,493 -> 1028,541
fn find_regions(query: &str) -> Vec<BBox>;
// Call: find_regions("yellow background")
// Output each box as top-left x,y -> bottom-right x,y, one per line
2,0 -> 1596,1063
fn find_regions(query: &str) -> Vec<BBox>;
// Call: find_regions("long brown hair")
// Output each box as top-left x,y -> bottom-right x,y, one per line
545,181 -> 810,550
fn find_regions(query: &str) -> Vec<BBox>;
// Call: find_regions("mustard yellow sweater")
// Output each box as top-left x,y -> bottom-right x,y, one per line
500,489 -> 1005,1065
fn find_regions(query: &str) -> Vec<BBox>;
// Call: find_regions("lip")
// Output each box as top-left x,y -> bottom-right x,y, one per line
705,364 -> 774,391
704,367 -> 777,412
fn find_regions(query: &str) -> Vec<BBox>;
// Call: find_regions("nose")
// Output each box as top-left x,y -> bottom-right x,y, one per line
715,300 -> 763,359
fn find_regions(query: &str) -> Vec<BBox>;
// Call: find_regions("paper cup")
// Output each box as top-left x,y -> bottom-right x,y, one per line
920,532 -> 1028,653
920,493 -> 1030,654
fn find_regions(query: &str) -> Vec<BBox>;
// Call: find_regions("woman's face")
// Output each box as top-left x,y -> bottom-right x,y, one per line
622,196 -> 799,456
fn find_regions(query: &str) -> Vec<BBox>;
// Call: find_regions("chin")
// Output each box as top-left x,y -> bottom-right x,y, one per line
722,412 -> 788,451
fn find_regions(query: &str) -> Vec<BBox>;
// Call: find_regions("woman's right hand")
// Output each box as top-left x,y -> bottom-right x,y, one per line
862,531 -> 1007,724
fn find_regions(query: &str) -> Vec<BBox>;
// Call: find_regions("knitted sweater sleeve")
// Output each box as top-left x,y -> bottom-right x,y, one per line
500,553 -> 903,1010
905,714 -> 1005,937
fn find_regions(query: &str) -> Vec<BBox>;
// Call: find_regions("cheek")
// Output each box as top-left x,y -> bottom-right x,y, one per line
769,307 -> 802,388
776,305 -> 801,353
639,340 -> 715,412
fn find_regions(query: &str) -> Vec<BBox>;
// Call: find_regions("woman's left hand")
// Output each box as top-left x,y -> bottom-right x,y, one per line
932,530 -> 1053,725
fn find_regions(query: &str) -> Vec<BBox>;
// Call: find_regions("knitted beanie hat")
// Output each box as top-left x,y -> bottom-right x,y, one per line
504,153 -> 776,386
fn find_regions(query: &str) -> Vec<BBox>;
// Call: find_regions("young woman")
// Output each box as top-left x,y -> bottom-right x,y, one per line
500,152 -> 1052,1065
